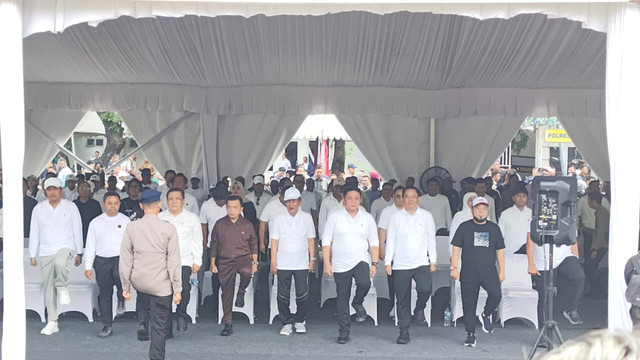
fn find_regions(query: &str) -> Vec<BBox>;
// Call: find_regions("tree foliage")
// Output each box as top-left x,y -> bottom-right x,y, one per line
97,111 -> 127,167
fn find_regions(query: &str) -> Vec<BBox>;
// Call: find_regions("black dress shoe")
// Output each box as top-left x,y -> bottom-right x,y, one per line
99,325 -> 113,338
166,331 -> 174,340
177,317 -> 188,331
337,334 -> 350,344
137,324 -> 149,341
396,329 -> 410,345
235,292 -> 245,308
220,323 -> 233,336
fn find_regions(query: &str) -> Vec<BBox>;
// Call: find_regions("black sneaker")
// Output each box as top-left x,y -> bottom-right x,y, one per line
412,311 -> 427,325
352,303 -> 367,322
137,324 -> 149,341
396,329 -> 410,345
464,332 -> 476,347
235,292 -> 245,308
220,323 -> 233,336
337,333 -> 350,344
563,310 -> 583,325
480,312 -> 494,334
98,325 -> 112,338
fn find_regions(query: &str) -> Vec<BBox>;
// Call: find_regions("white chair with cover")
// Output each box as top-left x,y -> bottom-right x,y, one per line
217,274 -> 255,324
372,265 -> 390,300
24,250 -> 46,322
56,259 -> 99,322
500,255 -> 538,329
350,281 -> 378,326
112,286 -> 138,320
432,235 -> 452,294
171,273 -> 199,324
320,273 -> 337,307
268,274 -> 297,324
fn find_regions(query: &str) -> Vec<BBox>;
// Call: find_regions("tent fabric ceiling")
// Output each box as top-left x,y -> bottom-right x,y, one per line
23,12 -> 605,119
23,1 -> 610,37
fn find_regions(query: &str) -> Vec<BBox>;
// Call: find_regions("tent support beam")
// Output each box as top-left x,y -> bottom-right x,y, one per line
199,114 -> 210,190
26,120 -> 94,172
105,112 -> 192,174
429,117 -> 435,167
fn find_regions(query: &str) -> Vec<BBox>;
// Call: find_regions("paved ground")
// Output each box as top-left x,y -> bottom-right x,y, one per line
2,273 -> 607,360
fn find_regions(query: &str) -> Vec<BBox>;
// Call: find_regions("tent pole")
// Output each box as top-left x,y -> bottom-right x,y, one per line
70,134 -> 77,172
105,112 -> 192,174
0,1 -> 27,359
26,121 -> 94,171
429,118 -> 435,167
199,114 -> 210,191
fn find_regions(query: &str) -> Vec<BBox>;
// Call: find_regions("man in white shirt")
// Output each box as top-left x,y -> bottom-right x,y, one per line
162,173 -> 199,215
259,186 -> 289,254
159,188 -> 203,331
186,176 -> 207,208
270,188 -> 316,336
246,175 -> 272,218
323,186 -> 379,344
84,191 -> 130,337
498,186 -> 532,255
526,232 -> 585,329
418,177 -> 452,233
378,184 -> 405,318
305,178 -> 324,214
474,178 -> 497,223
318,177 -> 345,238
56,158 -> 73,187
199,184 -> 230,310
63,175 -> 78,201
158,170 -> 176,201
385,186 -> 437,344
577,179 -> 610,260
29,177 -> 84,335
294,174 -> 318,229
371,182 -> 393,223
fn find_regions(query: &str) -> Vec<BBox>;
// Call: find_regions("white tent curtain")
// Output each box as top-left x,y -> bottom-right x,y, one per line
335,114 -> 431,182
605,3 -> 640,331
118,111 -> 204,179
20,110 -> 86,176
558,117 -> 609,179
202,113 -> 307,182
435,115 -> 524,182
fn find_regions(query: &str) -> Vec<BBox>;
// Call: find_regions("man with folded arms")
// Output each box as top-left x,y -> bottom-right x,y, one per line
323,186 -> 379,344
385,186 -> 437,344
270,187 -> 316,336
120,189 -> 182,360
84,191 -> 130,337
29,177 -> 84,335
159,187 -> 203,331
210,195 -> 259,336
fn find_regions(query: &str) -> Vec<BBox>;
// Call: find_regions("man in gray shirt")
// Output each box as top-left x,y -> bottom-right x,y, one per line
120,189 -> 182,360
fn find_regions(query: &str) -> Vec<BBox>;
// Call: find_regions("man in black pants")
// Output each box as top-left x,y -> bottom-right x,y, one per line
84,192 -> 130,337
450,197 -> 505,347
385,186 -> 437,344
322,186 -> 379,344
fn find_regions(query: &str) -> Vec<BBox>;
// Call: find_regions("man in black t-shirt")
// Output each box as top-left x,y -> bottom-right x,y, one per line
450,197 -> 505,347
119,179 -> 144,221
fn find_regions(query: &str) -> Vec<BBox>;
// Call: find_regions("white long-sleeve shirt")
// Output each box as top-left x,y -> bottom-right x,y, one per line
385,208 -> 437,270
162,192 -> 199,215
418,194 -> 452,231
84,213 -> 131,270
29,199 -> 83,258
199,199 -> 227,247
371,196 -> 393,224
322,208 -> 379,273
318,195 -> 341,238
159,209 -> 203,267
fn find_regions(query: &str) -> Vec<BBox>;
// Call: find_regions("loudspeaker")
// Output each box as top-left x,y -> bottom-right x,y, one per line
529,176 -> 577,246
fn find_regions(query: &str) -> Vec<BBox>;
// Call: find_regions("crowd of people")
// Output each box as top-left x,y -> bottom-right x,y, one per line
18,152 -> 628,360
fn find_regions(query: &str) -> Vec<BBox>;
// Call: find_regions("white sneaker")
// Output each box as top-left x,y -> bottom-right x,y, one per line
280,324 -> 293,336
40,321 -> 59,335
389,307 -> 395,318
294,322 -> 306,334
59,288 -> 71,305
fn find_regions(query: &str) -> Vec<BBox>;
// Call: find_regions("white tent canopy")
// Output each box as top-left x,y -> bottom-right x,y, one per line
1,2 -> 639,359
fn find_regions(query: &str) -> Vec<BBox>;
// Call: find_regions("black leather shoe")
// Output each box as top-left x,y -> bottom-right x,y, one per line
99,325 -> 113,338
137,324 -> 149,341
396,329 -> 410,345
337,333 -> 350,344
220,323 -> 233,336
177,317 -> 188,331
235,292 -> 245,308
166,331 -> 174,340
352,303 -> 367,322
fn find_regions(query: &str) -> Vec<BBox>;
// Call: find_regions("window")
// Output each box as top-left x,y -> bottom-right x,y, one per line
86,138 -> 95,147
96,138 -> 104,146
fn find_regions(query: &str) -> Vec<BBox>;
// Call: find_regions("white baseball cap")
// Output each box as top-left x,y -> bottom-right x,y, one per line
44,177 -> 63,189
472,197 -> 490,208
253,175 -> 265,185
283,187 -> 301,202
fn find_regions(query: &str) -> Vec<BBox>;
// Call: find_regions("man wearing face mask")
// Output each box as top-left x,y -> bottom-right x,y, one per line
450,197 -> 505,347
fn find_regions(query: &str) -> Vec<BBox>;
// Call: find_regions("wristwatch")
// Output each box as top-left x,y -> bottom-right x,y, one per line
251,261 -> 259,265
310,257 -> 317,261
371,261 -> 378,267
